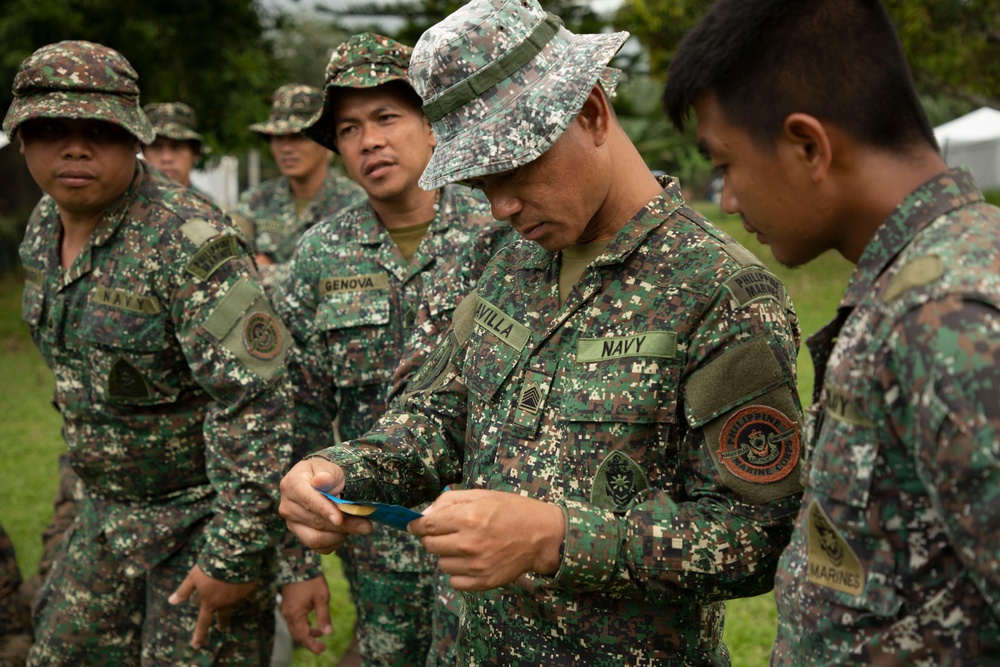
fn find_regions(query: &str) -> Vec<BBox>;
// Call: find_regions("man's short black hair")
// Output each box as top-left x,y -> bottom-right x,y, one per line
662,0 -> 937,153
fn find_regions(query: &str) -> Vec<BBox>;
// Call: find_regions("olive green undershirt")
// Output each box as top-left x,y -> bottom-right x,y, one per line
558,239 -> 611,306
293,195 -> 312,216
386,220 -> 432,263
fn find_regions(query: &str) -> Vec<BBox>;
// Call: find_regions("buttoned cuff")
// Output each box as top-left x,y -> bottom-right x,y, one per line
551,500 -> 622,591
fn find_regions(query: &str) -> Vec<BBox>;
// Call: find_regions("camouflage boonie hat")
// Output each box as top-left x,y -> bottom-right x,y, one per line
304,33 -> 413,152
409,0 -> 629,190
143,102 -> 205,148
249,84 -> 323,137
2,40 -> 154,143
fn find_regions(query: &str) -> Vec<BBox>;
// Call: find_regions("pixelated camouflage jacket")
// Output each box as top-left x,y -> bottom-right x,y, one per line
236,170 -> 363,265
390,221 -> 520,400
773,168 -> 1000,665
275,184 -> 495,572
312,178 -> 805,666
19,161 -> 293,583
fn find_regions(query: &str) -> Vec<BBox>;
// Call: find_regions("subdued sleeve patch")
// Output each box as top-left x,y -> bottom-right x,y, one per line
882,254 -> 942,303
685,336 -> 802,504
722,267 -> 784,307
187,235 -> 241,281
203,278 -> 290,379
407,330 -> 459,393
402,289 -> 478,401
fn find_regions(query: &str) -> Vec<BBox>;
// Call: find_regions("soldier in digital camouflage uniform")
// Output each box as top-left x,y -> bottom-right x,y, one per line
141,102 -> 205,190
663,1 -> 1000,664
275,33 -> 507,666
29,103 -> 215,610
0,522 -> 32,667
5,40 -> 293,665
234,84 -> 364,299
279,2 -> 805,664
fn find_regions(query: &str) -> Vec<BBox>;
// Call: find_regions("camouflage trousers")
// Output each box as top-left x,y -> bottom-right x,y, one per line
339,524 -> 437,667
427,572 -> 461,667
29,507 -> 276,667
0,521 -> 32,667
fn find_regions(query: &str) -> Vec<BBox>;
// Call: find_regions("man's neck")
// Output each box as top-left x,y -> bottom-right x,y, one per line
370,187 -> 439,231
58,209 -> 104,268
836,147 -> 948,263
287,163 -> 329,199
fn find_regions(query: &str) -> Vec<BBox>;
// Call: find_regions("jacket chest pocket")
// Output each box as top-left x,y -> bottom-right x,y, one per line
76,306 -> 182,406
562,344 -> 681,424
317,289 -> 392,388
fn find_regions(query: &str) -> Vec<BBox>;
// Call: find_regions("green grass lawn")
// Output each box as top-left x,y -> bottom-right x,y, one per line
0,202 -> 853,665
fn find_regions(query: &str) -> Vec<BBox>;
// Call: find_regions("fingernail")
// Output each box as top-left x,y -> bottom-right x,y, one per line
168,594 -> 180,605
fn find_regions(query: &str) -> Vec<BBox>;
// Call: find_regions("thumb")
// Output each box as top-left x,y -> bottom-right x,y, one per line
169,571 -> 196,605
311,469 -> 338,493
424,487 -> 473,515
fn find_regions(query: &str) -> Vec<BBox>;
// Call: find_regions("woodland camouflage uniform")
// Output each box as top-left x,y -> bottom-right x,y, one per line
277,33 -> 501,665
773,168 -> 1000,665
303,2 -> 805,664
5,40 -> 292,665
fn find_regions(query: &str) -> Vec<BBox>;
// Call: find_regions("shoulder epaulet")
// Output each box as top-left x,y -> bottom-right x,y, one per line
883,255 -> 943,303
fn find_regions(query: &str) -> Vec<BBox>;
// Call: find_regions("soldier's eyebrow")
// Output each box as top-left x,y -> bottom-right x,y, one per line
697,139 -> 712,159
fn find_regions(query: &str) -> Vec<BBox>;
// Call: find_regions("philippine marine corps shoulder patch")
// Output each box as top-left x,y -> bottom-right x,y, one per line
186,236 -> 241,281
718,405 -> 799,484
243,311 -> 283,361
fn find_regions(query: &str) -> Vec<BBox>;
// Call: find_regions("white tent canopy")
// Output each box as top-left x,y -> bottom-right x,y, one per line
934,107 -> 1000,191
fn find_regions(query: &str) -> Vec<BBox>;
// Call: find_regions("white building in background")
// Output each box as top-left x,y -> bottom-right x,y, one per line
191,155 -> 242,209
934,107 -> 1000,191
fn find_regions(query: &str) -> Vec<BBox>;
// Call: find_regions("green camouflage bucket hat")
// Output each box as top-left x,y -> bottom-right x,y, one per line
249,84 -> 323,137
409,0 -> 629,190
143,102 -> 205,148
2,40 -> 154,143
304,33 -> 413,152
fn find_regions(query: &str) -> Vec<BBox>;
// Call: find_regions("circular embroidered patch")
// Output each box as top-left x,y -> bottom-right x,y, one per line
718,405 -> 799,483
243,311 -> 282,360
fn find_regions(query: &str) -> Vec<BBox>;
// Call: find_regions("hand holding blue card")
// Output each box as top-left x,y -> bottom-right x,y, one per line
317,489 -> 423,531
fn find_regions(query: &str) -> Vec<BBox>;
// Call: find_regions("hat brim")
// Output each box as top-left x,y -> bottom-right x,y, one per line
151,123 -> 204,144
249,117 -> 317,137
304,74 -> 412,153
418,29 -> 628,191
2,90 -> 154,144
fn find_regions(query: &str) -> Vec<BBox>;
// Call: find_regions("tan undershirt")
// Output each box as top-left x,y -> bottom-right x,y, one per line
294,195 -> 312,216
558,239 -> 612,306
387,220 -> 432,263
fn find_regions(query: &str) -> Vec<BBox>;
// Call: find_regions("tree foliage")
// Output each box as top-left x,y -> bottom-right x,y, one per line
613,0 -> 1000,194
0,0 -> 293,155
615,0 -> 1000,111
323,0 -> 610,46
